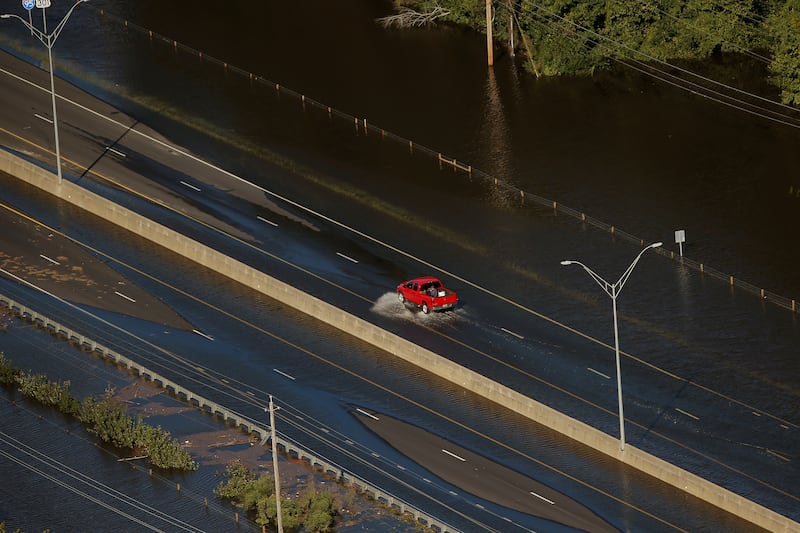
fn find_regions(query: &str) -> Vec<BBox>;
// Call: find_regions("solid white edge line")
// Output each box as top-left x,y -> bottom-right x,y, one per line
588,367 -> 611,380
272,368 -> 296,380
355,408 -> 379,420
500,327 -> 524,339
105,146 -> 126,157
530,491 -> 555,505
192,329 -> 215,341
675,408 -> 699,420
441,448 -> 466,462
336,252 -> 359,264
257,215 -> 278,227
39,254 -> 60,265
113,291 -> 136,303
180,180 -> 201,192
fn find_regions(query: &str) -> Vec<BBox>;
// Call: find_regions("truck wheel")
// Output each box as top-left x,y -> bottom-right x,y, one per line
397,292 -> 405,303
422,302 -> 429,314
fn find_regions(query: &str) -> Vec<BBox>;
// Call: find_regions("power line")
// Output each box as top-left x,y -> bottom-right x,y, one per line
501,0 -> 800,128
0,431 -> 172,532
0,393 -> 255,530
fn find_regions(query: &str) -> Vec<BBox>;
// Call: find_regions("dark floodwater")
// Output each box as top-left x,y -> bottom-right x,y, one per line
32,0 -> 800,296
1,1 -> 799,532
6,0 -> 798,293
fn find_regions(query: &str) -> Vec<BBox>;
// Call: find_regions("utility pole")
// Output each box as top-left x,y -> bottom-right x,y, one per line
485,0 -> 493,66
507,0 -> 515,56
269,396 -> 283,533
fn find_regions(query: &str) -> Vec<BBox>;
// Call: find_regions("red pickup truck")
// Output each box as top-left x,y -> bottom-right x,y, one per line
397,277 -> 458,314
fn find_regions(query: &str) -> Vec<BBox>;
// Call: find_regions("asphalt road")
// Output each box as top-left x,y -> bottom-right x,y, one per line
0,196 -> 192,330
0,180 -> 615,532
354,407 -> 618,533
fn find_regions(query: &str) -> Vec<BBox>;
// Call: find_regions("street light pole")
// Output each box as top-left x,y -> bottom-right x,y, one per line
561,241 -> 663,451
1,0 -> 89,185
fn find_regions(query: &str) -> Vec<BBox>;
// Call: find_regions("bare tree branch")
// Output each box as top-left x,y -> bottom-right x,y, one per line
377,6 -> 451,29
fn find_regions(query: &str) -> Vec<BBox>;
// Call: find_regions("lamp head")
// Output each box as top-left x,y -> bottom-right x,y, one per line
560,260 -> 573,266
0,15 -> 11,19
651,242 -> 663,249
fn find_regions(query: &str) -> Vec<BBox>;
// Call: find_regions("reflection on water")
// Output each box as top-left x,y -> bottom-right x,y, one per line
481,67 -> 515,183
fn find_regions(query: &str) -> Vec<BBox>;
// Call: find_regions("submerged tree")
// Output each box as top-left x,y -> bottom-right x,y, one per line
0,355 -> 195,471
387,0 -> 800,105
215,459 -> 337,532
765,0 -> 800,104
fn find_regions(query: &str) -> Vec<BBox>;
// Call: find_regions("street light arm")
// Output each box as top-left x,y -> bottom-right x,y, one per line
50,0 -> 89,45
561,260 -> 614,298
0,14 -> 47,44
614,241 -> 662,293
1,0 -> 88,46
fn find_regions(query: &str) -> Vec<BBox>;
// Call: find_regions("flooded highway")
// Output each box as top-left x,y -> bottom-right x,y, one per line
1,1 -> 799,531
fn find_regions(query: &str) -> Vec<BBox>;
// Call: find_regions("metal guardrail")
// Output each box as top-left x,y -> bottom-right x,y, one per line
0,293 -> 459,533
90,7 -> 797,316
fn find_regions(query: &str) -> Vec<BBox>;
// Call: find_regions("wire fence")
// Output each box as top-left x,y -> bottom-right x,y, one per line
96,8 -> 798,315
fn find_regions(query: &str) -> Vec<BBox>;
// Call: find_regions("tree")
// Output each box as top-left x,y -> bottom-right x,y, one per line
0,354 -> 21,385
215,460 -> 338,531
214,459 -> 256,502
390,0 -> 800,106
766,0 -> 800,104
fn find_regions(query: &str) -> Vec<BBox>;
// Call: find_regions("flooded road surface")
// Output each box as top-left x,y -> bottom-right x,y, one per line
0,1 -> 798,531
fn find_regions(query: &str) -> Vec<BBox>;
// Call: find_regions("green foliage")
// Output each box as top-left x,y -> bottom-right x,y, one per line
603,1 -> 667,57
0,356 -> 196,471
79,396 -> 137,448
77,395 -> 196,470
0,354 -> 22,385
215,461 -> 338,531
242,473 -> 275,511
514,0 -> 607,75
304,491 -> 336,532
15,373 -> 80,415
403,0 -> 800,106
279,498 -> 302,530
437,0 -> 484,26
256,494 -> 277,527
765,0 -> 800,104
137,423 -> 197,470
0,522 -> 50,533
214,459 -> 258,502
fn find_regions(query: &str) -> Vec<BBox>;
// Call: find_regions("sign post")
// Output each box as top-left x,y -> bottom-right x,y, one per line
22,0 -> 34,31
675,229 -> 686,257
